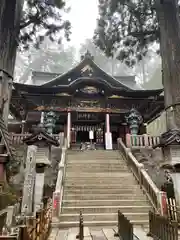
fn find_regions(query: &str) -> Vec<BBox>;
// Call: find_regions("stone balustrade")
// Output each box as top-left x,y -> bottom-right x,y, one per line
126,133 -> 160,148
117,138 -> 167,215
11,133 -> 31,144
53,138 -> 68,217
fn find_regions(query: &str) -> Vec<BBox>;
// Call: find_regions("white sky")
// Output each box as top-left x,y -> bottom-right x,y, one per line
65,0 -> 98,48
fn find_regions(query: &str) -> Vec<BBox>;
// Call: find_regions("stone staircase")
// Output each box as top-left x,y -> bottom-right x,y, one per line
59,150 -> 152,228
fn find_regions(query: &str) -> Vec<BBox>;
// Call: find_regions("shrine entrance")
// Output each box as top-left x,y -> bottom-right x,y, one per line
71,124 -> 104,144
76,131 -> 90,142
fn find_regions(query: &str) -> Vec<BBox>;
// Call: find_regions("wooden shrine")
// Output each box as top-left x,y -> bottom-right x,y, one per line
9,51 -> 164,148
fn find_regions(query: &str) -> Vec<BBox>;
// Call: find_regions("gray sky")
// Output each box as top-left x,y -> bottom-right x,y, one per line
66,0 -> 98,47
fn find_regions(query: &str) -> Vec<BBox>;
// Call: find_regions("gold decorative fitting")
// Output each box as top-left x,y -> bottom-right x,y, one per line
81,65 -> 93,73
109,95 -> 122,99
38,135 -> 42,140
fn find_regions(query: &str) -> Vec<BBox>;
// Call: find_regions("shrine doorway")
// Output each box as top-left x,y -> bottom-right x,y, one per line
71,124 -> 104,144
76,131 -> 89,142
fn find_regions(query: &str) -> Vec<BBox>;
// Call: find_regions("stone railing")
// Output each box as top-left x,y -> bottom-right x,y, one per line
53,138 -> 68,217
11,132 -> 64,146
118,138 -> 167,215
126,133 -> 160,149
11,133 -> 31,144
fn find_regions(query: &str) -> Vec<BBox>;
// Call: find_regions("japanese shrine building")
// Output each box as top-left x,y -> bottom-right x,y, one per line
10,51 -> 164,149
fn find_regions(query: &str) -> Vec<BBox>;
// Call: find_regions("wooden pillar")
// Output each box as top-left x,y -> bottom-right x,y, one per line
67,111 -> 71,148
40,112 -> 45,124
106,113 -> 110,133
21,120 -> 26,134
105,112 -> 112,150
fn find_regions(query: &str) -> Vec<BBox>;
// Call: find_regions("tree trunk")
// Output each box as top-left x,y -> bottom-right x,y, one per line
157,0 -> 180,130
0,0 -> 24,123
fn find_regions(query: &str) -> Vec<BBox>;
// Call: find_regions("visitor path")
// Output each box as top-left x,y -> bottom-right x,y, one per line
48,226 -> 152,240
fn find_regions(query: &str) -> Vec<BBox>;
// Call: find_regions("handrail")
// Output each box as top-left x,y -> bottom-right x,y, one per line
117,138 -> 163,213
53,138 -> 68,217
147,211 -> 178,239
114,210 -> 133,240
76,211 -> 84,240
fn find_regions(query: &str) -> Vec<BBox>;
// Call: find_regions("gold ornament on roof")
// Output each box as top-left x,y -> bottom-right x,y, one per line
81,65 -> 93,74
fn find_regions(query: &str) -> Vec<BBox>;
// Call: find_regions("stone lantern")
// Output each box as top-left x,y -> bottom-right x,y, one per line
44,111 -> 57,135
154,129 -> 180,211
125,108 -> 143,135
21,129 -> 59,214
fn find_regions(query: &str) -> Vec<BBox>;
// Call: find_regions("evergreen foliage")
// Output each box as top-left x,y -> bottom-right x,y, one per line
19,0 -> 71,49
94,0 -> 162,66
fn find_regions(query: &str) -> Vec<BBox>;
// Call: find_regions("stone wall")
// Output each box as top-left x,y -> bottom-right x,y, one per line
132,148 -> 166,189
11,144 -> 28,191
44,146 -> 62,190
10,144 -> 62,197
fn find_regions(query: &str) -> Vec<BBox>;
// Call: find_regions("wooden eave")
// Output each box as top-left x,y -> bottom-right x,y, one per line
40,55 -> 134,89
23,131 -> 59,146
13,81 -> 163,99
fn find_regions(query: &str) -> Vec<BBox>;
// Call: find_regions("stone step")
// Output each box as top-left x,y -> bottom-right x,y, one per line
63,193 -> 147,201
65,179 -> 137,184
66,167 -> 128,171
64,188 -> 143,195
68,151 -> 119,155
65,182 -> 137,186
66,166 -> 127,170
52,220 -> 149,228
62,200 -> 149,207
62,206 -> 151,214
67,161 -> 125,164
67,154 -> 121,157
67,158 -> 122,161
66,169 -> 128,173
67,156 -> 124,160
64,184 -> 139,189
66,163 -> 127,167
65,173 -> 133,177
67,159 -> 124,162
65,173 -> 134,178
59,212 -> 149,222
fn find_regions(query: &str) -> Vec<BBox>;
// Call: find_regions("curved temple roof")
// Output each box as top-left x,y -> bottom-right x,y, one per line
13,51 -> 163,98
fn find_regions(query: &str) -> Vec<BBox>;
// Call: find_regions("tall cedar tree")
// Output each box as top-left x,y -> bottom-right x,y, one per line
0,0 -> 70,125
0,0 -> 71,76
94,0 -> 180,130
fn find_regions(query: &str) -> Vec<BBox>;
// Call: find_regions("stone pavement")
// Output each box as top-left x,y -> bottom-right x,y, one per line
48,226 -> 153,240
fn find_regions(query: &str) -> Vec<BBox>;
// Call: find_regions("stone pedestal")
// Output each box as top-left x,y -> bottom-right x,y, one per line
156,130 -> 180,208
34,168 -> 45,212
21,145 -> 37,215
105,113 -> 112,150
105,132 -> 113,150
34,148 -> 50,212
67,111 -> 71,148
